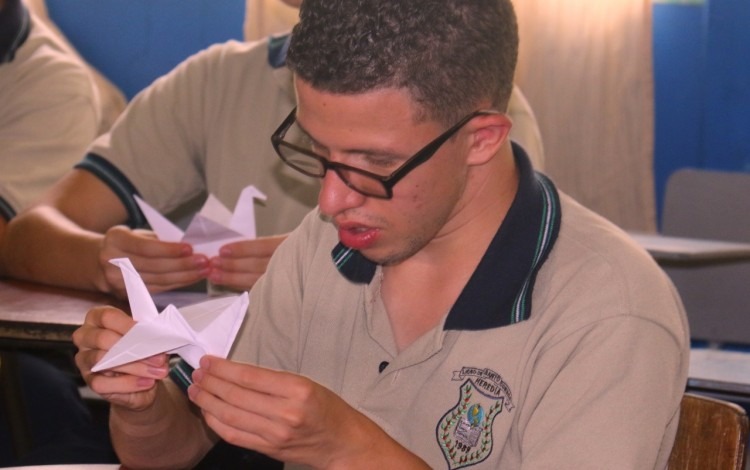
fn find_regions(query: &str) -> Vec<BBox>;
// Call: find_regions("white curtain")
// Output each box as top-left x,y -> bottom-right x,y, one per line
244,0 -> 299,41
514,0 -> 656,231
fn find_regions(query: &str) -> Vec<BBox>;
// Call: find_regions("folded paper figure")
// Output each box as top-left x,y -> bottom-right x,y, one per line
135,185 -> 267,257
91,258 -> 249,372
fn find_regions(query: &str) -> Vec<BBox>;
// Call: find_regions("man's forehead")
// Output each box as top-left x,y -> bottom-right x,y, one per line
293,78 -> 427,126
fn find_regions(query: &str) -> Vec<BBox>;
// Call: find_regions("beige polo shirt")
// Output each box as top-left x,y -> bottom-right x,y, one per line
78,37 -> 319,236
0,11 -> 99,219
230,146 -> 689,469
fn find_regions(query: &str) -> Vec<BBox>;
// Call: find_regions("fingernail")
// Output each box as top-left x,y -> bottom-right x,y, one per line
136,377 -> 155,387
148,367 -> 167,377
144,356 -> 166,367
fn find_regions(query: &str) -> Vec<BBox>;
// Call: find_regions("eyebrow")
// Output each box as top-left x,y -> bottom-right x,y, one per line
295,118 -> 408,162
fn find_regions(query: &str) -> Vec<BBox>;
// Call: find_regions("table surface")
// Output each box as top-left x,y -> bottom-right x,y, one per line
688,348 -> 750,398
0,279 -> 123,344
0,279 -> 210,346
629,232 -> 750,262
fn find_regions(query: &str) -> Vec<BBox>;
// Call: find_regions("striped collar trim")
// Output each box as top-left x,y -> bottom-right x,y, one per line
331,143 -> 561,330
267,33 -> 290,69
75,153 -> 145,228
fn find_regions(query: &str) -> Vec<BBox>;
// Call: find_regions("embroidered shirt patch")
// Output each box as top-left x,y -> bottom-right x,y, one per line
437,367 -> 514,469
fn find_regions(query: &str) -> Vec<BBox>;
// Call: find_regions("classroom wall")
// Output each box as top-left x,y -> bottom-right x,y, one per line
652,0 -> 750,223
45,0 -> 245,100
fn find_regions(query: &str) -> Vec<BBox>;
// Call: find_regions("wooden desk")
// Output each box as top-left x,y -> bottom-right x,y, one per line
0,279 -> 122,346
629,232 -> 750,263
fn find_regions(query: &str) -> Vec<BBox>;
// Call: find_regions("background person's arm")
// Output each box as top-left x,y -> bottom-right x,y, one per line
0,169 -> 210,296
0,169 -> 129,290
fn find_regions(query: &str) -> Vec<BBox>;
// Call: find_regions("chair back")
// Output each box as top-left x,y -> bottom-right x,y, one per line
662,168 -> 750,242
669,393 -> 749,470
661,168 -> 750,345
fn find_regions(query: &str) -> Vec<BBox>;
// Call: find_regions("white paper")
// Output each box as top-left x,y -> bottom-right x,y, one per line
135,185 -> 266,257
91,258 -> 249,372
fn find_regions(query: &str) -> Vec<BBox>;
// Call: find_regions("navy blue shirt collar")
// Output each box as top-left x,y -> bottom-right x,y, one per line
267,33 -> 291,69
331,142 -> 561,330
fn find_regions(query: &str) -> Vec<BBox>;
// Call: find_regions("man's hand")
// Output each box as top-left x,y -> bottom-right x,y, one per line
97,226 -> 211,297
72,305 -> 169,411
188,357 -> 429,469
207,234 -> 288,291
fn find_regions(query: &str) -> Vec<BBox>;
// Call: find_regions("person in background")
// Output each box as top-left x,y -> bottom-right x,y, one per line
0,0 -> 101,242
73,0 -> 689,468
0,0 -> 545,298
0,0 -> 117,465
23,0 -> 127,133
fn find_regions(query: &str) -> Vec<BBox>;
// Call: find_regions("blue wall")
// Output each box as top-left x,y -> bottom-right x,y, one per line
45,0 -> 245,100
653,0 -> 750,224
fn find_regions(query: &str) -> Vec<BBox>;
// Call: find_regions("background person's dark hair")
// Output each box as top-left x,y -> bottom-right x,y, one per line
287,0 -> 518,126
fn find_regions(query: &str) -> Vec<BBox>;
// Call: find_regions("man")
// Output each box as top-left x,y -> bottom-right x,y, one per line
73,0 -> 688,468
0,0 -> 544,297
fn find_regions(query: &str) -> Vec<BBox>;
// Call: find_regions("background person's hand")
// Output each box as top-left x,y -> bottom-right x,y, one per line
207,234 -> 288,291
97,226 -> 210,297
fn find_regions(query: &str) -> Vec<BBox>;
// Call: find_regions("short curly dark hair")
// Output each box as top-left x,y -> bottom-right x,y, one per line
286,0 -> 518,126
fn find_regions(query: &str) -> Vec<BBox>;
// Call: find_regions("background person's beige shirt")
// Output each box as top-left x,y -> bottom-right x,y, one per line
0,13 -> 99,217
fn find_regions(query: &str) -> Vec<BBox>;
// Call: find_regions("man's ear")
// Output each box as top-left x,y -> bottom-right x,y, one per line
466,113 -> 512,166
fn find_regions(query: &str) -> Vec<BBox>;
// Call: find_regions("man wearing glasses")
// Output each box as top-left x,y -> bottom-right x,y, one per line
74,0 -> 689,468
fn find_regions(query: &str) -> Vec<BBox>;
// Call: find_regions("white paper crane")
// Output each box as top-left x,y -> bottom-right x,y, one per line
135,185 -> 267,257
91,258 -> 249,372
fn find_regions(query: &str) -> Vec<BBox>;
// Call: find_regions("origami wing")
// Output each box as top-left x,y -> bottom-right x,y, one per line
171,294 -> 249,367
134,195 -> 184,243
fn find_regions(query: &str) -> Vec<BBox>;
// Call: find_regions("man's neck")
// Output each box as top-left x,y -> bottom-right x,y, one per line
381,149 -> 519,351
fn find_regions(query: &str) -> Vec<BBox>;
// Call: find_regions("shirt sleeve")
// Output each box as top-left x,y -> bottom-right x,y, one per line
517,315 -> 686,469
84,45 -> 227,216
0,42 -> 98,216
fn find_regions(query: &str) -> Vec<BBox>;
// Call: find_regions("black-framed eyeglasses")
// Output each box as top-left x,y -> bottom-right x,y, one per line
270,107 -> 501,199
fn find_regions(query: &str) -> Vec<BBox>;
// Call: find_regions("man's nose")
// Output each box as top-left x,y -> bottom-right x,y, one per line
318,170 -> 367,217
